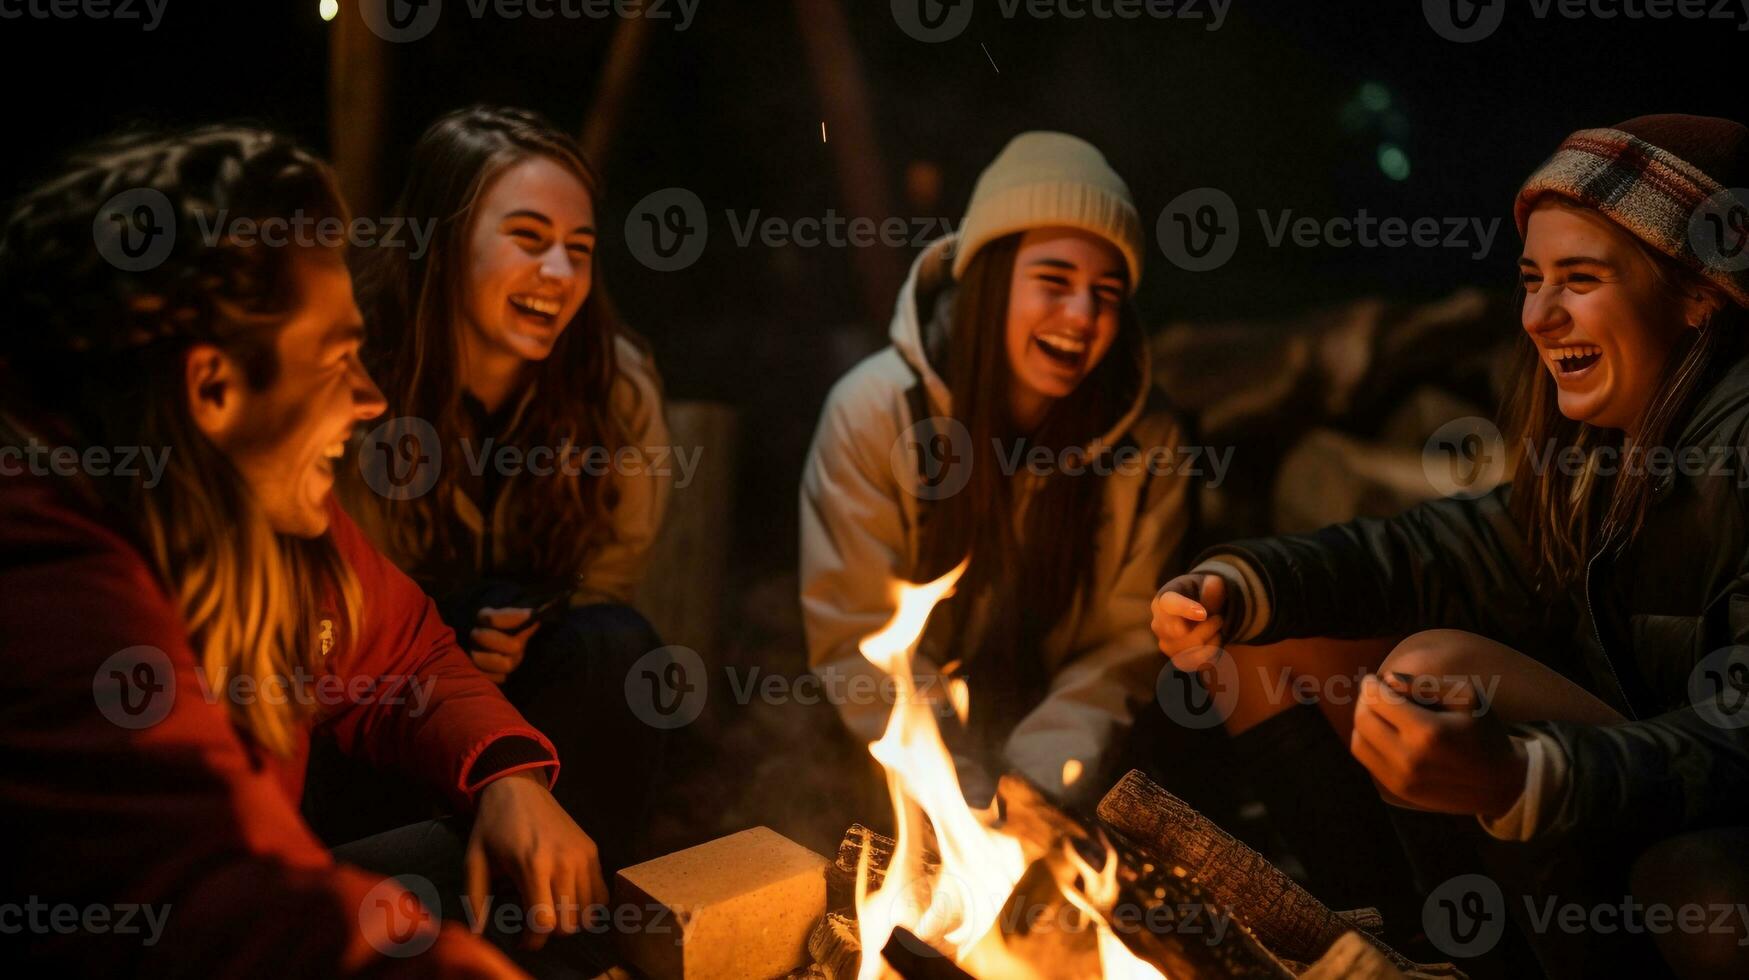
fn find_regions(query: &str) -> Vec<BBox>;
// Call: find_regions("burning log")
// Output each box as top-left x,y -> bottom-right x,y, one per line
1298,932 -> 1465,980
1097,770 -> 1437,975
880,928 -> 980,980
827,823 -> 939,911
808,911 -> 862,980
826,565 -> 1445,978
820,777 -> 1300,979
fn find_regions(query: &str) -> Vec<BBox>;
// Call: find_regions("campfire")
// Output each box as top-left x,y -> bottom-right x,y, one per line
797,566 -> 1461,980
615,567 -> 1464,979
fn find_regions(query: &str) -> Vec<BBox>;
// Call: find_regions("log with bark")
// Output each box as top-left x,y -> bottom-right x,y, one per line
819,776 -> 1297,979
1097,769 -> 1463,978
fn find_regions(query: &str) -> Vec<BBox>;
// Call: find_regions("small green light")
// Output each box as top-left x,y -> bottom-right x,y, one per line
1359,82 -> 1392,112
1378,144 -> 1411,181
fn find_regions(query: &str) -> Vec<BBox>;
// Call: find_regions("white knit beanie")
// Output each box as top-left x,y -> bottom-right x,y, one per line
951,131 -> 1144,293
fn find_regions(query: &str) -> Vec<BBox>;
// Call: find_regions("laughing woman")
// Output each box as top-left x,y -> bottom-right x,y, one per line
337,106 -> 670,869
1153,115 -> 1749,977
801,133 -> 1191,804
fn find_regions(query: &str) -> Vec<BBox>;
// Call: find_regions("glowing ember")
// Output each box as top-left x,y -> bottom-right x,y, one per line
853,561 -> 1165,979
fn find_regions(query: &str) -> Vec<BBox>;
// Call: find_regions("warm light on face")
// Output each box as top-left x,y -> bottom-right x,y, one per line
1002,228 -> 1127,430
1519,202 -> 1696,434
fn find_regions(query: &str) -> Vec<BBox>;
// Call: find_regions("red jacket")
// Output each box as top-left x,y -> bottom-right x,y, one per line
0,472 -> 558,976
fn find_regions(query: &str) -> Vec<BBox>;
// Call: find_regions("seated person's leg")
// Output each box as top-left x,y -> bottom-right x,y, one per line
1221,634 -> 1400,737
1631,827 -> 1749,979
1378,629 -> 1623,728
1370,631 -> 1742,976
1200,635 -> 1418,925
505,603 -> 669,872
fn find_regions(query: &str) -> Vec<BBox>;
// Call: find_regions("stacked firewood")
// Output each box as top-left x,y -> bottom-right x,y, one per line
793,771 -> 1465,980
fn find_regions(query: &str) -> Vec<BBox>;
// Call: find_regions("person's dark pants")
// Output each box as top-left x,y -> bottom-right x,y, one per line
499,601 -> 669,872
304,595 -> 670,874
1393,809 -> 1749,979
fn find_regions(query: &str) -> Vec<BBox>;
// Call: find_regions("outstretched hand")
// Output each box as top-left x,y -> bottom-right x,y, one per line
1150,573 -> 1231,671
466,771 -> 607,950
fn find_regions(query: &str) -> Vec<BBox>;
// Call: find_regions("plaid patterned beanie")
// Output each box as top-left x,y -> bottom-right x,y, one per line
1515,114 -> 1749,308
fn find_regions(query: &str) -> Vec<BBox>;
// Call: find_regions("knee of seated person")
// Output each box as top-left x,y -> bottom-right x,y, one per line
1631,830 -> 1749,977
559,602 -> 665,661
1378,629 -> 1478,680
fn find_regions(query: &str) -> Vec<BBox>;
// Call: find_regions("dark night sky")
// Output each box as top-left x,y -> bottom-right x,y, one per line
2,0 -> 1742,571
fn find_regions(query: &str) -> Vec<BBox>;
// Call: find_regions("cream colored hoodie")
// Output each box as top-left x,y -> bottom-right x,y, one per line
799,235 -> 1190,801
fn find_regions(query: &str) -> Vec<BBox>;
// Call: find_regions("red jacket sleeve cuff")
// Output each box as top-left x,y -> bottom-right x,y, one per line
462,736 -> 558,800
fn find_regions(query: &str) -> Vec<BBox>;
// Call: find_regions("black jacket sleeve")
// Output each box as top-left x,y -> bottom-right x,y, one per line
1528,703 -> 1749,842
1199,483 -> 1551,647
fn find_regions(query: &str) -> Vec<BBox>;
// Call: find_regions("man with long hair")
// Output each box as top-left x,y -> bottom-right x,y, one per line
0,126 -> 605,975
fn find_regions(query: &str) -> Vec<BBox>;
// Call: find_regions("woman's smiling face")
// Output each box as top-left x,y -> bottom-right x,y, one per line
1002,227 -> 1127,430
460,154 -> 596,365
1518,201 -> 1716,434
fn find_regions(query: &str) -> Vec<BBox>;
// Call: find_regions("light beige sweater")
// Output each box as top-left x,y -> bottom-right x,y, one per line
799,235 -> 1191,800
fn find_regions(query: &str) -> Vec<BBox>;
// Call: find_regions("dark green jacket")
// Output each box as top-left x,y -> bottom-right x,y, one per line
1204,354 -> 1749,844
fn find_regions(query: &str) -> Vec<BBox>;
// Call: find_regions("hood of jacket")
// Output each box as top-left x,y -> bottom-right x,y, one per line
888,234 -> 1154,457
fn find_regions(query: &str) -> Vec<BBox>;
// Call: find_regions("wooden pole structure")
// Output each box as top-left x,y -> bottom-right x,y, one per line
791,0 -> 908,334
328,3 -> 388,216
580,4 -> 656,174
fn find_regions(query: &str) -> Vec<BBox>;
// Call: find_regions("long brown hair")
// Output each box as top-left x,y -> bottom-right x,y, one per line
354,105 -> 641,581
0,126 -> 361,755
1505,205 -> 1749,591
915,234 -> 1145,738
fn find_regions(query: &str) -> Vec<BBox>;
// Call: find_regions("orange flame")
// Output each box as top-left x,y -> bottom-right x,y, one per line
854,560 -> 1164,978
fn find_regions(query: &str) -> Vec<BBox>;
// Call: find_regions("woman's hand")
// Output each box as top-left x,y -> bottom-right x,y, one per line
466,771 -> 607,950
469,607 -> 535,684
1350,672 -> 1528,818
1150,573 -> 1231,671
